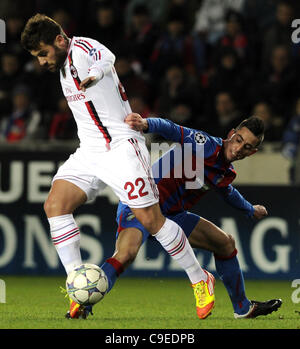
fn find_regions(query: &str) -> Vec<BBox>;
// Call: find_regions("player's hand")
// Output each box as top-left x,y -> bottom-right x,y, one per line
125,113 -> 148,132
252,205 -> 268,220
79,76 -> 97,92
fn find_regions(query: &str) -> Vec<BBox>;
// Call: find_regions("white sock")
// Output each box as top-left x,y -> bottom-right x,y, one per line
153,218 -> 207,284
48,214 -> 82,274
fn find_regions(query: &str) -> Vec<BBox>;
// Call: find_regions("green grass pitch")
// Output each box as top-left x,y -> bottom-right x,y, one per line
0,276 -> 298,329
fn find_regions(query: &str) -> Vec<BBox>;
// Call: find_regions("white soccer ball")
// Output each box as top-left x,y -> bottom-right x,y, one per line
66,264 -> 108,306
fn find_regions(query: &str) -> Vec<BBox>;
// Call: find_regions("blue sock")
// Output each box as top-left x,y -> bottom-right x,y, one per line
101,258 -> 124,293
214,249 -> 251,315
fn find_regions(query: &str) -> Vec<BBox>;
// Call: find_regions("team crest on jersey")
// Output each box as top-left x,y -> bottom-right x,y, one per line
70,64 -> 78,79
194,132 -> 207,144
89,48 -> 97,56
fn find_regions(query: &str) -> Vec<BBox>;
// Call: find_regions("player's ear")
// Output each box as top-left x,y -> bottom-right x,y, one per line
54,34 -> 65,47
227,128 -> 235,140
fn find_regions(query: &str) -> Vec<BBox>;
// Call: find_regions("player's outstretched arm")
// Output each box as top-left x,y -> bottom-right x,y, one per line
218,186 -> 268,220
125,113 -> 186,143
218,185 -> 254,218
125,113 -> 149,132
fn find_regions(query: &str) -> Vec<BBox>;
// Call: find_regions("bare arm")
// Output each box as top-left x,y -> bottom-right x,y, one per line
125,113 -> 149,132
79,39 -> 115,92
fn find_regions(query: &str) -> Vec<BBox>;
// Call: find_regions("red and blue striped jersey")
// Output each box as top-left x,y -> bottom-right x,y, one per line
148,118 -> 254,218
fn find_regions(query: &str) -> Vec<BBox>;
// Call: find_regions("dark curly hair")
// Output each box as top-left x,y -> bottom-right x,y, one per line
236,116 -> 265,146
21,13 -> 67,51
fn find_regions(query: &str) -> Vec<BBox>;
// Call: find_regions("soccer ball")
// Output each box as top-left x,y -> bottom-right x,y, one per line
66,264 -> 108,305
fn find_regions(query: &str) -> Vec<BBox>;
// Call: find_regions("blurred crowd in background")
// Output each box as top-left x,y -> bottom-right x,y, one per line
1,0 -> 300,175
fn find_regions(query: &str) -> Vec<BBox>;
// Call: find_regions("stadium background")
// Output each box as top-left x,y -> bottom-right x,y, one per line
0,0 -> 299,281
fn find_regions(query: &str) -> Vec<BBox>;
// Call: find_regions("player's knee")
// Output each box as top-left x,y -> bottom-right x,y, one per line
43,197 -> 71,217
134,213 -> 157,233
215,233 -> 236,257
139,217 -> 154,232
224,234 -> 236,255
43,197 -> 55,217
133,206 -> 165,234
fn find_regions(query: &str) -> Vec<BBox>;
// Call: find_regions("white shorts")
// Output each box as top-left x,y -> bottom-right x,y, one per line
52,138 -> 159,208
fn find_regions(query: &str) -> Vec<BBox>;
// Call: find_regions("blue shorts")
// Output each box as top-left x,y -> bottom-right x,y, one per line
116,201 -> 201,244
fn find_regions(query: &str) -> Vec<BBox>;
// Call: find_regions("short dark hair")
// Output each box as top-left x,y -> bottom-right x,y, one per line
235,116 -> 265,146
21,13 -> 67,51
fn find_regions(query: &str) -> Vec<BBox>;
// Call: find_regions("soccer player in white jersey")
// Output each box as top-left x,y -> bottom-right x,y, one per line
21,14 -> 214,319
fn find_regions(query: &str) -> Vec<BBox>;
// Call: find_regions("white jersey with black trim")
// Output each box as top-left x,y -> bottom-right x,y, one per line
60,36 -> 144,152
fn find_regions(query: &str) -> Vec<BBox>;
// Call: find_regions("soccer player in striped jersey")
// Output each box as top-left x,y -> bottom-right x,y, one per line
101,113 -> 282,319
21,14 -> 212,319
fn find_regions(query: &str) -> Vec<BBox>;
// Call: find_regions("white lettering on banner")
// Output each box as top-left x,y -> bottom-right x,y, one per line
250,218 -> 291,273
23,215 -> 58,268
291,19 -> 300,44
0,214 -> 294,275
28,161 -> 55,202
76,215 -> 103,265
0,162 -> 23,203
291,279 -> 300,304
0,160 -> 119,205
0,160 -> 55,203
129,217 -> 293,274
132,243 -> 165,270
0,279 -> 5,303
0,214 -> 103,270
0,19 -> 6,43
0,215 -> 17,267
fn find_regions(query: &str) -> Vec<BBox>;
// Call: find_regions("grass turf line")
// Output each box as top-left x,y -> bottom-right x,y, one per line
0,276 -> 298,329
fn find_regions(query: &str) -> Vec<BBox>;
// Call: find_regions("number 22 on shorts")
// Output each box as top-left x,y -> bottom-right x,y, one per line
124,177 -> 149,200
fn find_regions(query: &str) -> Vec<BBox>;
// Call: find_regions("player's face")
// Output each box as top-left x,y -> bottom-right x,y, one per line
30,37 -> 68,72
224,127 -> 259,163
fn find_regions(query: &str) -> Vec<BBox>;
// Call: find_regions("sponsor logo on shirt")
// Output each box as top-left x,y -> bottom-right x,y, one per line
66,93 -> 85,102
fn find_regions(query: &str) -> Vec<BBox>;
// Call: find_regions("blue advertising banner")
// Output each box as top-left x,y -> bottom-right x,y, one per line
0,150 -> 299,279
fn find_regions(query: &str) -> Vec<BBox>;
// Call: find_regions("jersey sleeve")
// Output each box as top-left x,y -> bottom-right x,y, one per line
217,185 -> 254,218
74,37 -> 116,81
147,117 -> 220,158
147,118 -> 183,141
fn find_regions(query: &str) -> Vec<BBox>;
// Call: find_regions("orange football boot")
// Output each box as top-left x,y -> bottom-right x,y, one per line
192,271 -> 215,319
